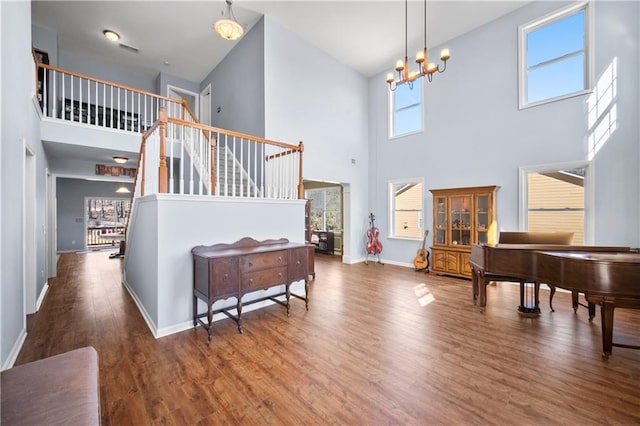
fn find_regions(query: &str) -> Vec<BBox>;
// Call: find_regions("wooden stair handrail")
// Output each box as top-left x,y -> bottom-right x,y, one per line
166,117 -> 302,152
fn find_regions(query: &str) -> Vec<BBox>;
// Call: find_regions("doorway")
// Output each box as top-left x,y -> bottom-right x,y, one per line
84,198 -> 131,249
304,181 -> 344,256
519,161 -> 592,244
167,85 -> 199,121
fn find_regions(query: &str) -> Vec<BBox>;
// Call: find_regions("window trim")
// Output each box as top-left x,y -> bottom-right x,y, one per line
304,186 -> 342,232
388,82 -> 425,140
387,177 -> 424,240
518,1 -> 593,110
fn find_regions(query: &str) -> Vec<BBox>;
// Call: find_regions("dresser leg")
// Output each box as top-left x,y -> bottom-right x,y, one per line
193,295 -> 197,326
286,285 -> 291,317
304,279 -> 310,311
237,300 -> 244,333
207,306 -> 213,344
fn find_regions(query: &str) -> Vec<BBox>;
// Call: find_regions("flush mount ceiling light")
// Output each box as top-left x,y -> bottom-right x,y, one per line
116,186 -> 131,194
113,156 -> 128,164
103,29 -> 120,43
213,0 -> 244,41
386,0 -> 450,90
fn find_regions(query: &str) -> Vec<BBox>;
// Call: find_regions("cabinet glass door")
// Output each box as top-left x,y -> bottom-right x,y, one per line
434,196 -> 447,245
475,194 -> 490,244
450,195 -> 472,246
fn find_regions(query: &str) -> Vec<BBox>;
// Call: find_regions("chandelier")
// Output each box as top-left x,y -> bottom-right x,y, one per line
386,0 -> 450,91
214,0 -> 244,41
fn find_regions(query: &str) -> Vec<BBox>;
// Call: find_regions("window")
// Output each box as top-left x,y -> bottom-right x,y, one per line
519,2 -> 590,108
389,178 -> 423,239
305,187 -> 342,231
389,83 -> 423,138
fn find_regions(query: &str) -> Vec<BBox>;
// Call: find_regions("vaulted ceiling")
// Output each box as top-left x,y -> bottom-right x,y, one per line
32,1 -> 532,83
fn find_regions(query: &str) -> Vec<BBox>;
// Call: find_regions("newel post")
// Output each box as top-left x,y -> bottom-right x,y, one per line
297,141 -> 304,199
158,106 -> 168,193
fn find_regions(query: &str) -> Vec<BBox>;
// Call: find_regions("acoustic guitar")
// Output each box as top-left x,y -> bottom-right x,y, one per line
413,230 -> 430,271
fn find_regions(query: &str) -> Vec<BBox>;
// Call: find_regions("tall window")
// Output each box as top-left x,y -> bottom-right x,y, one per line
389,178 -> 423,239
389,83 -> 423,138
519,2 -> 590,108
305,187 -> 342,231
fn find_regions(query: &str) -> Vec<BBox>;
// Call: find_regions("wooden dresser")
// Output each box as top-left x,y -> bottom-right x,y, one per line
192,237 -> 314,343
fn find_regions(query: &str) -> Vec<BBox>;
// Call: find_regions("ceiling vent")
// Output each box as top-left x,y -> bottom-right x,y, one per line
118,42 -> 139,53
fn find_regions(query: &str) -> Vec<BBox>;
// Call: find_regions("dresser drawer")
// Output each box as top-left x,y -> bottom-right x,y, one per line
288,247 -> 309,281
210,258 -> 238,298
241,266 -> 288,292
240,250 -> 287,273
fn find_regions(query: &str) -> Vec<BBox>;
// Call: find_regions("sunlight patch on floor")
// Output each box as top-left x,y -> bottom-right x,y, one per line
413,283 -> 435,307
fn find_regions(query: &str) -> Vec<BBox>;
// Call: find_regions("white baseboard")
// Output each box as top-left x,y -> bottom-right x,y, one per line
376,258 -> 413,268
36,282 -> 49,311
2,328 -> 27,371
121,277 -> 159,338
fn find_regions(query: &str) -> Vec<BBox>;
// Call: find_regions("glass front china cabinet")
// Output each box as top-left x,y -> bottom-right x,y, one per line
430,186 -> 499,278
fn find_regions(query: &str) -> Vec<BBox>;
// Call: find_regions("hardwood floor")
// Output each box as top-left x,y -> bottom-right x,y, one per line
18,251 -> 640,424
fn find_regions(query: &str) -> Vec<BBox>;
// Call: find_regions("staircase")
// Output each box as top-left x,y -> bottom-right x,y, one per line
214,144 -> 261,197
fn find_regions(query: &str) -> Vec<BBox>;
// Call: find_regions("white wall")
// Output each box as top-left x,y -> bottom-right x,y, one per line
124,194 -> 306,337
1,1 -> 48,369
367,0 -> 640,265
59,50 -> 155,94
32,24 -> 58,66
263,17 -> 370,263
589,1 -> 640,245
156,71 -> 199,98
200,18 -> 265,137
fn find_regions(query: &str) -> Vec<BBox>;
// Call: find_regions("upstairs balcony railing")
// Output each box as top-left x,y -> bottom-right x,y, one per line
33,53 -> 186,133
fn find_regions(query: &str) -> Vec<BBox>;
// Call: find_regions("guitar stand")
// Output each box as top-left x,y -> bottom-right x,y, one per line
414,267 -> 429,273
365,253 -> 384,265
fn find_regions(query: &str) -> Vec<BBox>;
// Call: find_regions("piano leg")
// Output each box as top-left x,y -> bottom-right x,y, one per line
572,291 -> 579,313
548,285 -> 556,312
476,271 -> 488,312
472,269 -> 478,305
600,300 -> 615,360
588,303 -> 596,321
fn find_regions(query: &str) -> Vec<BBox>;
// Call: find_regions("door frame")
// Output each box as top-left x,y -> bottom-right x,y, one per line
199,84 -> 211,126
167,84 -> 199,120
23,141 -> 37,315
518,160 -> 593,244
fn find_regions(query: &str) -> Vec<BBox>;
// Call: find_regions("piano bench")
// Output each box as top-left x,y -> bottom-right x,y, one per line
1,347 -> 100,425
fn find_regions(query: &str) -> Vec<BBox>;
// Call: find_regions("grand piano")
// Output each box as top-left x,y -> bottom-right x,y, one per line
469,243 -> 640,358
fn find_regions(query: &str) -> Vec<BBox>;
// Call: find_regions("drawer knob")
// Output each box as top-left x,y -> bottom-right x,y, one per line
249,279 -> 254,286
278,272 -> 283,278
296,260 -> 301,265
223,273 -> 229,280
249,261 -> 253,267
277,256 -> 282,262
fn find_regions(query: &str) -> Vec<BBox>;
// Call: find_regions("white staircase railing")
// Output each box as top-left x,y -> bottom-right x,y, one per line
134,107 -> 304,201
